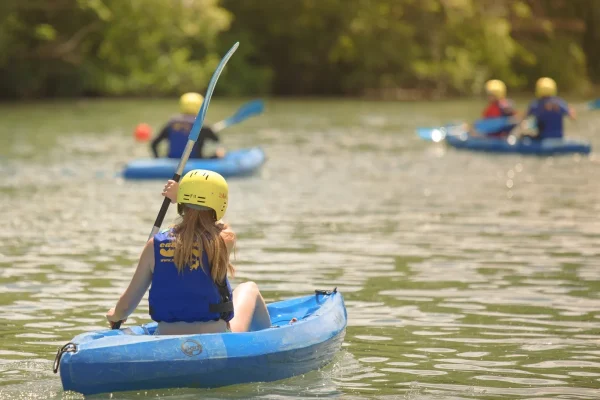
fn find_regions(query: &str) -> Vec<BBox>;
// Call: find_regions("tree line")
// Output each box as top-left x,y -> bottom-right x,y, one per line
0,0 -> 597,99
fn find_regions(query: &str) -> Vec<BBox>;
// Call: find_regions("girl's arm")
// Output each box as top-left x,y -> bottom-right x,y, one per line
150,125 -> 170,158
106,238 -> 155,323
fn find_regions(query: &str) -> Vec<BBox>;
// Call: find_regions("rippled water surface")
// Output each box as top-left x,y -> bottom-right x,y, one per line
1,98 -> 600,399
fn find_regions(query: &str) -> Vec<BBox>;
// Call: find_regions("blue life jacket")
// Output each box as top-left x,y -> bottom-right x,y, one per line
148,229 -> 234,323
527,97 -> 569,139
166,115 -> 202,159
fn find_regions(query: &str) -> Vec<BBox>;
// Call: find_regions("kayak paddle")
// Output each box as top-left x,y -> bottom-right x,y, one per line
418,98 -> 600,141
111,41 -> 239,330
134,100 -> 263,144
211,99 -> 265,133
148,41 -> 239,240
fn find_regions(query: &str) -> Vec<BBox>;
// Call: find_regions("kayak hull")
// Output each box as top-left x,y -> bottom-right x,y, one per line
123,147 -> 266,179
446,134 -> 591,155
58,291 -> 346,395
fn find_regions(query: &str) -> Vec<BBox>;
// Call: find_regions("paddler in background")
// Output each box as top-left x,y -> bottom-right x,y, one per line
518,77 -> 576,140
478,79 -> 518,138
150,92 -> 226,159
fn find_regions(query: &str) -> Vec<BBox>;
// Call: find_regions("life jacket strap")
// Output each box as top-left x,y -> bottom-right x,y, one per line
209,301 -> 234,314
214,280 -> 233,320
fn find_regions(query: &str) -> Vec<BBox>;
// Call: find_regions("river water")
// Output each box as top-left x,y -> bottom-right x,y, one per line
0,98 -> 599,399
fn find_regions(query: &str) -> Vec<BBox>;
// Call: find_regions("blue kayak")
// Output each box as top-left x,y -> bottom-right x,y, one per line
123,147 -> 266,179
54,290 -> 346,395
446,134 -> 591,155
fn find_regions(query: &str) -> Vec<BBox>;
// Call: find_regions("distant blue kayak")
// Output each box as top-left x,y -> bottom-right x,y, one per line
446,134 -> 591,156
123,147 -> 266,179
55,290 -> 346,395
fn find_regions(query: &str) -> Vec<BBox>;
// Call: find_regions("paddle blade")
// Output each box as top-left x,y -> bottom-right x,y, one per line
188,42 -> 239,142
212,99 -> 265,132
417,127 -> 446,142
587,98 -> 600,110
227,99 -> 264,125
473,116 -> 515,134
416,123 -> 464,142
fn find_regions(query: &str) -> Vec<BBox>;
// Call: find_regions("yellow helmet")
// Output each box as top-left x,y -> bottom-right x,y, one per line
179,92 -> 204,115
177,169 -> 228,220
535,77 -> 557,98
485,79 -> 507,99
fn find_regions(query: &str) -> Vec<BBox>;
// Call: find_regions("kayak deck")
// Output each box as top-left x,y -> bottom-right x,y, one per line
123,147 -> 266,179
446,134 -> 591,155
57,290 -> 346,395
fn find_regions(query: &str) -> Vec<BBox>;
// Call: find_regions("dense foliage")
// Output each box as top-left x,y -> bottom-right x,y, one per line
0,0 -> 597,98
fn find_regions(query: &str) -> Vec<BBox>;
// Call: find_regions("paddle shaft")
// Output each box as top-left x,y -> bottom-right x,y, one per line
148,138 -> 195,240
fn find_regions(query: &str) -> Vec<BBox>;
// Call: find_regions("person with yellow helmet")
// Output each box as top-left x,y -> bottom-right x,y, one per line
480,79 -> 517,138
106,170 -> 271,335
520,77 -> 576,140
150,93 -> 225,159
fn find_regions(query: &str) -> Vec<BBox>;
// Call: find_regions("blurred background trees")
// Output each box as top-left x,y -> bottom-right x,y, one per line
0,0 -> 597,99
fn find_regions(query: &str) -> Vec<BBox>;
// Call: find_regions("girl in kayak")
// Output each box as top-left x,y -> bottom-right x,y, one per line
150,92 -> 225,159
106,169 -> 271,335
479,79 -> 517,138
519,77 -> 576,140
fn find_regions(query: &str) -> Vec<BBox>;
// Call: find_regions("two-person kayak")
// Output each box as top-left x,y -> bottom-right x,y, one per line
445,133 -> 591,156
54,289 -> 346,395
123,147 -> 266,179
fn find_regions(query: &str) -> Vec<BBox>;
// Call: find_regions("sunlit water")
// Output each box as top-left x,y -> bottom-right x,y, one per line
1,98 -> 599,399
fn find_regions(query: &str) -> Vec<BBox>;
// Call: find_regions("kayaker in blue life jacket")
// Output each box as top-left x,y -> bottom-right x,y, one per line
520,77 -> 576,140
150,92 -> 225,159
479,79 -> 517,138
106,170 -> 270,335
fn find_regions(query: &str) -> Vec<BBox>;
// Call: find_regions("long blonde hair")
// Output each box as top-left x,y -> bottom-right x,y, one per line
171,207 -> 235,284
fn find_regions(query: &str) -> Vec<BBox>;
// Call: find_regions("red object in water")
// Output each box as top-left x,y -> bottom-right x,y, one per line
134,123 -> 152,142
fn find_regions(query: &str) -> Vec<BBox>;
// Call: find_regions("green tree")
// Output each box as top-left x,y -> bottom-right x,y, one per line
0,0 -> 231,98
0,0 -> 597,98
222,0 -> 526,96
